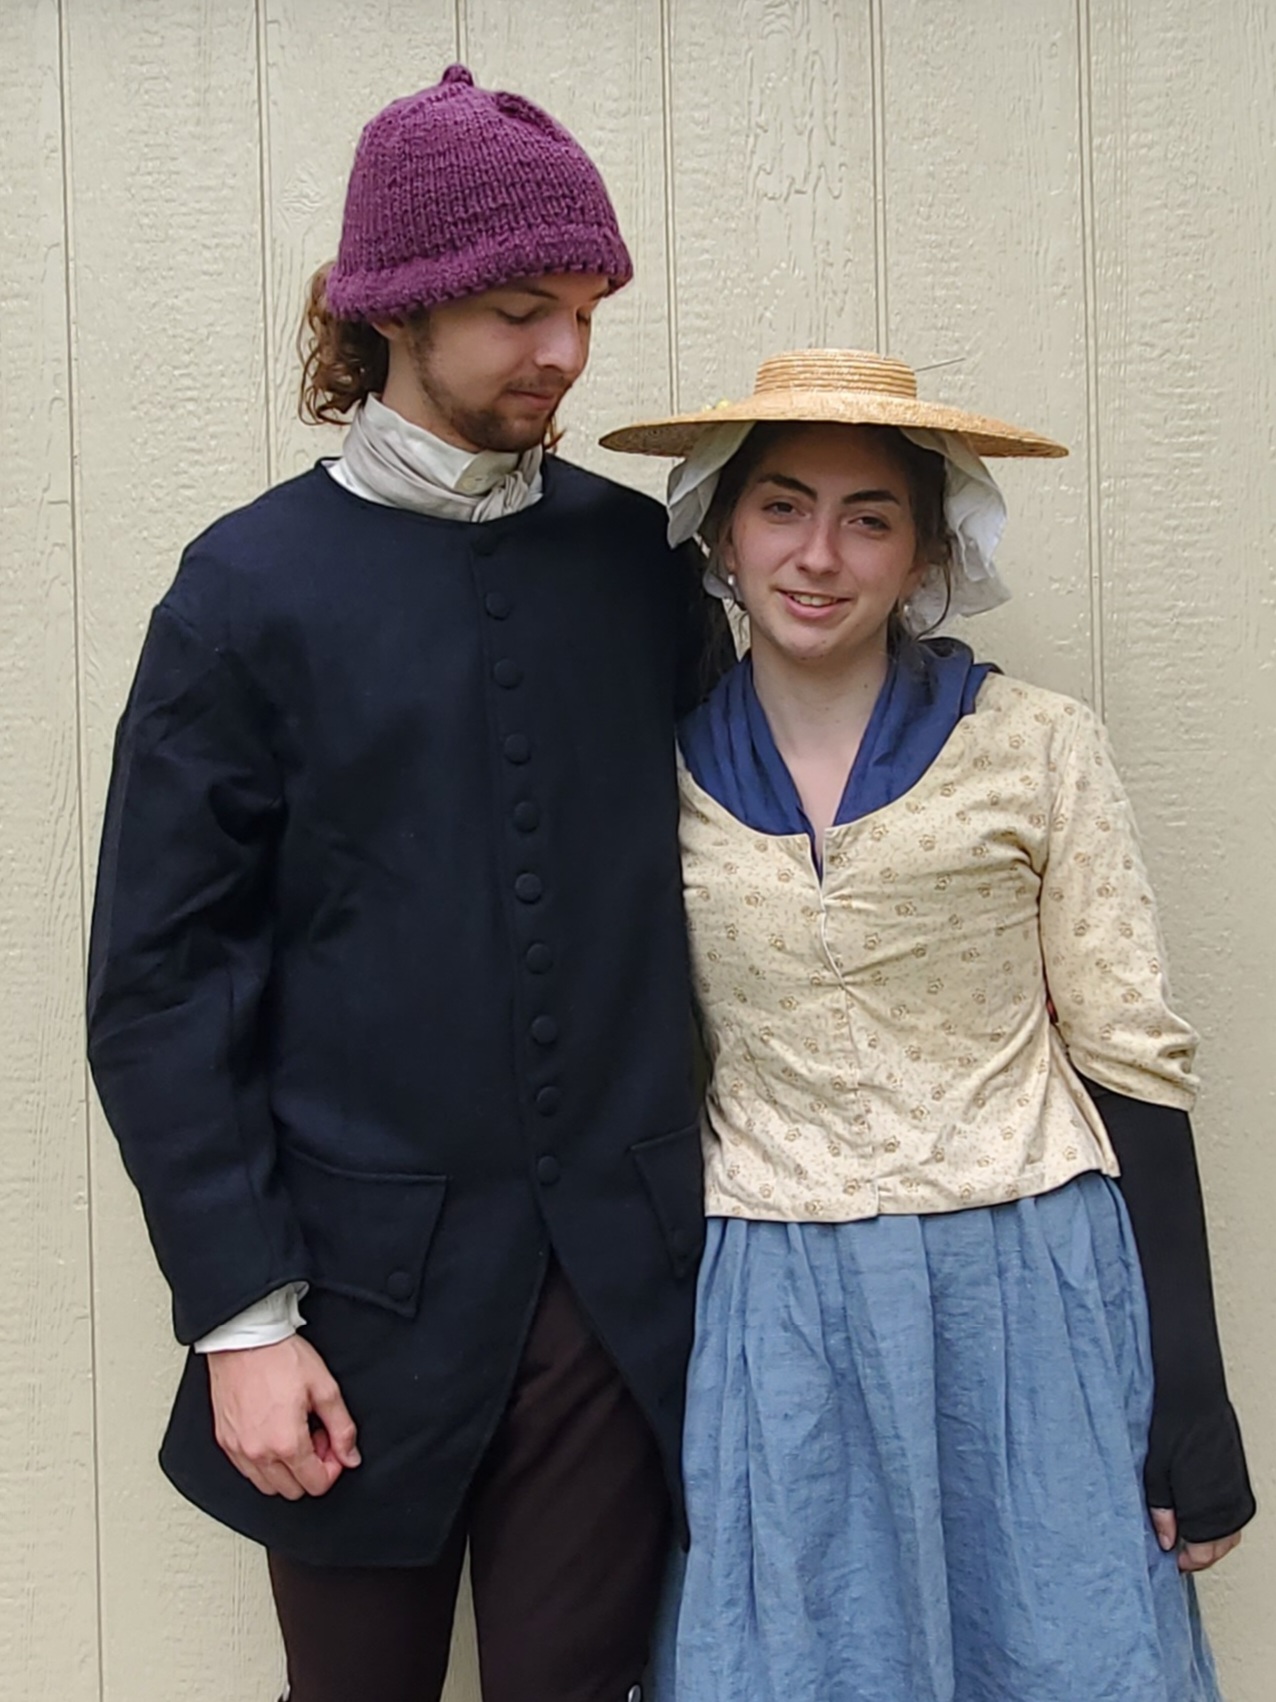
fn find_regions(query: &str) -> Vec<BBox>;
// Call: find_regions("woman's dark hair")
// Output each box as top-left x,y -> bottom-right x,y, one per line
699,420 -> 955,634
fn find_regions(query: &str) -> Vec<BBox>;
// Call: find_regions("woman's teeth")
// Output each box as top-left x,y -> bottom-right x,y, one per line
788,592 -> 838,607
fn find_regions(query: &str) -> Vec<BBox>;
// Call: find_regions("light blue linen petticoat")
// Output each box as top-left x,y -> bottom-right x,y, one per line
654,643 -> 1222,1702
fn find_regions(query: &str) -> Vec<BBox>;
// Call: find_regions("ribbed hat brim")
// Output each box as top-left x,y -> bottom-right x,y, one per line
600,389 -> 1067,459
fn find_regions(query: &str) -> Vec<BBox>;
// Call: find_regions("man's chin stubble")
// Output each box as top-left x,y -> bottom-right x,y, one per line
453,407 -> 553,454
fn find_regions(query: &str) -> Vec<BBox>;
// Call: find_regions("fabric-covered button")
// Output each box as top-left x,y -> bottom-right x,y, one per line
536,1154 -> 561,1185
503,734 -> 530,764
386,1270 -> 414,1301
515,873 -> 543,903
472,532 -> 498,557
493,659 -> 522,688
530,1016 -> 559,1045
535,1086 -> 561,1116
525,942 -> 554,973
513,800 -> 540,831
484,591 -> 511,619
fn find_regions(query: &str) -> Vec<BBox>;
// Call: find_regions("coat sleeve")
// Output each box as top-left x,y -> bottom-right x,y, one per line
1037,703 -> 1198,1108
87,597 -> 310,1344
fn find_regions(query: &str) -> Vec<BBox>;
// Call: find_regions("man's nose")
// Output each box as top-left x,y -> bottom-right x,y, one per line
535,313 -> 590,380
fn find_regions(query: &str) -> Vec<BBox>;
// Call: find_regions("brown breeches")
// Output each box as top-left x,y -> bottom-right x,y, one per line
268,1263 -> 670,1702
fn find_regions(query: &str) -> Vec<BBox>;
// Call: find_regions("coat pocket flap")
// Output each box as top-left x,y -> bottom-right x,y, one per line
630,1122 -> 706,1278
279,1144 -> 447,1319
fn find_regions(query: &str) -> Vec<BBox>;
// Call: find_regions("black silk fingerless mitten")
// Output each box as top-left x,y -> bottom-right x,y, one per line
1083,1079 -> 1257,1544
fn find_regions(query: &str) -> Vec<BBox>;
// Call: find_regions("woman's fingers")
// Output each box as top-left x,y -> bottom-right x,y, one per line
1152,1506 -> 1244,1570
1178,1530 -> 1243,1572
1149,1507 -> 1177,1552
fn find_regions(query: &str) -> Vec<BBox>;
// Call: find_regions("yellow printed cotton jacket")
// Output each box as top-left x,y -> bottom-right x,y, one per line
679,674 -> 1198,1223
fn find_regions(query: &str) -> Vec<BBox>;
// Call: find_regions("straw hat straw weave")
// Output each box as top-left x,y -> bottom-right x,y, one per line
600,349 -> 1067,460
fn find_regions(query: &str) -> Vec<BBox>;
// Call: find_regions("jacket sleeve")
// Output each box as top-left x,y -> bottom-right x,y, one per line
87,597 -> 310,1344
1037,702 -> 1198,1108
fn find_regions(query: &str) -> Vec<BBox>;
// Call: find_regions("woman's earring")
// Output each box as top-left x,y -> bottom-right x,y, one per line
727,573 -> 739,602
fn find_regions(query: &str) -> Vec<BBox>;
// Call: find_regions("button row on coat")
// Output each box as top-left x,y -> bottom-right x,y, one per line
477,567 -> 564,1123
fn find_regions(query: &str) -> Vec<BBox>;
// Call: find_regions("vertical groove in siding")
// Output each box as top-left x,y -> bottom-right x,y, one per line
455,0 -> 468,64
55,2 -> 104,1692
659,0 -> 680,410
1075,0 -> 1106,714
869,0 -> 889,354
255,0 -> 278,487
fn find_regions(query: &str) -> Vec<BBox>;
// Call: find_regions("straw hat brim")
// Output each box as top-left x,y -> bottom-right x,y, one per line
600,390 -> 1067,459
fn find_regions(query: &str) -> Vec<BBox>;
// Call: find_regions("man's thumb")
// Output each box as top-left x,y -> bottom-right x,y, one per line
313,1383 -> 361,1468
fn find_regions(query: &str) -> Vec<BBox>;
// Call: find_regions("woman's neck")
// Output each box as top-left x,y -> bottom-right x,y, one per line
751,637 -> 889,758
750,636 -> 891,852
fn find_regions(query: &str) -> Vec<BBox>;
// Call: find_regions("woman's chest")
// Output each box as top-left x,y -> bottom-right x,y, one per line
680,756 -> 1053,1006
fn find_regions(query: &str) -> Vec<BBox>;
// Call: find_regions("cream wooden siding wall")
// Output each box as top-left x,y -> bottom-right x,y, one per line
2,2 -> 1271,1697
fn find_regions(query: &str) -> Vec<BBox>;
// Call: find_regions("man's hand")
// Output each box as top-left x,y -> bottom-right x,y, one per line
1150,1507 -> 1244,1573
207,1334 -> 361,1499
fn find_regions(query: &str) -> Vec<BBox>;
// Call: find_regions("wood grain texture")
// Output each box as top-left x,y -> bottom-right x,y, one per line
1088,4 -> 1275,1693
665,0 -> 879,417
63,1 -> 282,1696
261,0 -> 459,483
2,3 -> 1273,1695
880,0 -> 1094,700
0,4 -> 100,1698
463,0 -> 673,501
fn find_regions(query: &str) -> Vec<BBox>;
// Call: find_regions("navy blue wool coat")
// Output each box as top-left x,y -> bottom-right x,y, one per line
87,458 -> 720,1565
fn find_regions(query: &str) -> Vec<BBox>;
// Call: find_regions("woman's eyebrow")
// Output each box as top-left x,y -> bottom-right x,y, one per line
756,472 -> 902,506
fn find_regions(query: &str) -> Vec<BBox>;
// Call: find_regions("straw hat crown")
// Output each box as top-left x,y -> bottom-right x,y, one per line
600,348 -> 1067,460
755,350 -> 919,396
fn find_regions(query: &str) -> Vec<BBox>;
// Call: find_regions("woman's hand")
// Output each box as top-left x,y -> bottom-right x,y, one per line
1150,1507 -> 1244,1572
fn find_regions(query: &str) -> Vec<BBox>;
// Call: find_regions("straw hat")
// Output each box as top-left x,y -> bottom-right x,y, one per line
599,349 -> 1067,460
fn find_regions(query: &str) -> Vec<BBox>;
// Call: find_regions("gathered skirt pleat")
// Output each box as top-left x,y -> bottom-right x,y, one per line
651,1174 -> 1221,1702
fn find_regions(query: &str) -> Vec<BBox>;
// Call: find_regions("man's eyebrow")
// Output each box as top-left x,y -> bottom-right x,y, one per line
756,472 -> 902,505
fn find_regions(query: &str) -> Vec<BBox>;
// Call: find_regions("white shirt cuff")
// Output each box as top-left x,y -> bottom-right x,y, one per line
193,1282 -> 309,1353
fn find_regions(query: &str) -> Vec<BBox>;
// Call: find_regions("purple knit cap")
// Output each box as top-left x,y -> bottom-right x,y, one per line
325,65 -> 633,320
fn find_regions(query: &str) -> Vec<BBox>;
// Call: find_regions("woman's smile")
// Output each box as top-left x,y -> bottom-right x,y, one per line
778,588 -> 850,619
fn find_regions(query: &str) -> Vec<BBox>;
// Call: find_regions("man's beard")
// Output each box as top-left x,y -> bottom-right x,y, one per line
406,323 -> 565,453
